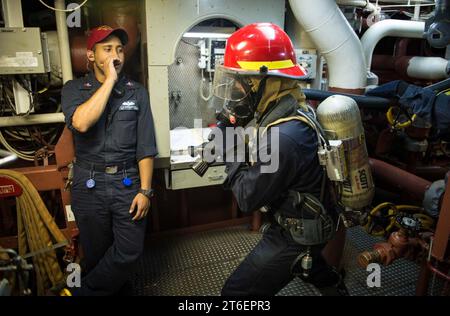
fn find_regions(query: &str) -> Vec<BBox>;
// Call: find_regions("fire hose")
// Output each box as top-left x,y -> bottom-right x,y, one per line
0,169 -> 68,295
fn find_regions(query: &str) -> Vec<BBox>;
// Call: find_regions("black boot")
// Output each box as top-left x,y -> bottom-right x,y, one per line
317,269 -> 349,296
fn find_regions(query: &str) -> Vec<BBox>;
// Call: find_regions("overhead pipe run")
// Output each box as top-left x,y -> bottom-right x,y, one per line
361,19 -> 425,75
372,55 -> 450,81
336,0 -> 377,12
289,0 -> 367,91
364,18 -> 450,82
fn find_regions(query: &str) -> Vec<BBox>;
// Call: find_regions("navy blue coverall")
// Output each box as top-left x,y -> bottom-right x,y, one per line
221,118 -> 340,296
61,72 -> 157,295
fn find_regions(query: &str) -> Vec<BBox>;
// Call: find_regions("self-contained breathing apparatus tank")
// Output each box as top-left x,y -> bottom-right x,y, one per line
316,95 -> 375,212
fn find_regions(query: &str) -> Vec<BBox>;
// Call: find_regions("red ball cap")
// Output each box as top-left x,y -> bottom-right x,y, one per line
86,25 -> 129,51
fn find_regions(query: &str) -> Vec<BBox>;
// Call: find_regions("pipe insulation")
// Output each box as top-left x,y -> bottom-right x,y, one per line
407,57 -> 450,80
289,0 -> 367,90
361,19 -> 426,73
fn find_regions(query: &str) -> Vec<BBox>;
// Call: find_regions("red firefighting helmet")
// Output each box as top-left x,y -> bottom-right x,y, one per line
222,22 -> 307,79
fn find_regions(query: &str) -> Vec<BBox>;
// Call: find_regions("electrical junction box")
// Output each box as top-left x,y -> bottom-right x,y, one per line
295,48 -> 317,80
0,27 -> 49,74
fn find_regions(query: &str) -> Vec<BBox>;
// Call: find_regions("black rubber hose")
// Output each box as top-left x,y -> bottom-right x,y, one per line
425,77 -> 450,92
303,89 -> 391,110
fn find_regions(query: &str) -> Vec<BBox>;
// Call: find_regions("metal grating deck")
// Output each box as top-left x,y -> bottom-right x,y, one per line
131,225 -> 435,296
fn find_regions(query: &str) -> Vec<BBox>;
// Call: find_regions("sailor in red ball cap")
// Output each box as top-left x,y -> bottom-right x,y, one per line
60,26 -> 157,296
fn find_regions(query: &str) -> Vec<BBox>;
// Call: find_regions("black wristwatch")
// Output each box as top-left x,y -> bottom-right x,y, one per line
139,188 -> 154,199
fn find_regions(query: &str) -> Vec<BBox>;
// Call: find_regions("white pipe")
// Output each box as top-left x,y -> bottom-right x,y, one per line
289,0 -> 367,90
407,57 -> 450,80
361,19 -> 425,72
0,113 -> 65,127
337,0 -> 367,6
336,0 -> 377,12
55,0 -> 73,83
0,149 -> 17,166
1,0 -> 24,27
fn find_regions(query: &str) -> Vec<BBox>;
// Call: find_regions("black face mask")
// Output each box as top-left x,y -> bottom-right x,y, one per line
216,96 -> 254,127
215,77 -> 268,127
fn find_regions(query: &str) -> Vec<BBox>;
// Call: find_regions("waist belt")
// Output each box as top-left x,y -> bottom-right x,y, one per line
75,158 -> 137,174
274,211 -> 334,246
273,192 -> 335,246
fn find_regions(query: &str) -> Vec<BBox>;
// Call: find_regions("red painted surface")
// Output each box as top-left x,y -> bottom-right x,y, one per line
0,177 -> 22,198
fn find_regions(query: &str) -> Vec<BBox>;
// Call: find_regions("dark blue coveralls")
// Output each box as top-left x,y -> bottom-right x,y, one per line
61,72 -> 158,295
221,112 -> 341,295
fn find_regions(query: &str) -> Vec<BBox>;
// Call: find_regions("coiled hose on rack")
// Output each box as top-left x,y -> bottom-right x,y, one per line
0,169 -> 68,295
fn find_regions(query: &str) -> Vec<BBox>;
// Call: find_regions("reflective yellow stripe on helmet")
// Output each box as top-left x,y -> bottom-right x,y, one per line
237,59 -> 295,71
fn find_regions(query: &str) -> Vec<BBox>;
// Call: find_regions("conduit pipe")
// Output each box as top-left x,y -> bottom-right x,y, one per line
55,0 -> 73,83
0,113 -> 65,127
